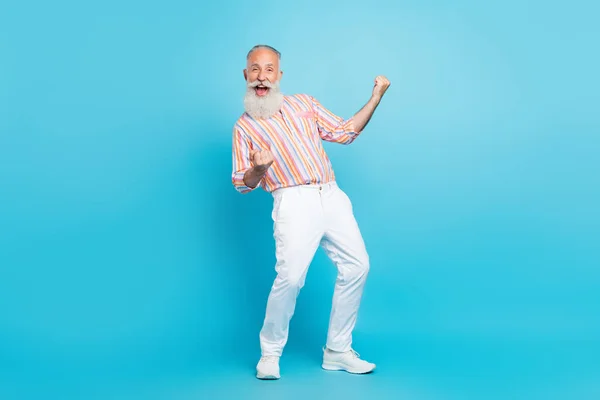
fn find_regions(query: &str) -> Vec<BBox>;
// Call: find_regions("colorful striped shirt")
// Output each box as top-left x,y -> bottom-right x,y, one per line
231,94 -> 361,194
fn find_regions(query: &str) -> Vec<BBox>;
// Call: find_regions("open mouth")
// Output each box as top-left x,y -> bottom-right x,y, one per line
255,86 -> 269,96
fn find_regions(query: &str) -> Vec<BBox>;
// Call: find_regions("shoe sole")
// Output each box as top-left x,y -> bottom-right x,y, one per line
321,362 -> 376,374
256,373 -> 280,380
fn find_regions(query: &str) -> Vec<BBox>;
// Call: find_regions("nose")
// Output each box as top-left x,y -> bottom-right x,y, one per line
258,71 -> 267,81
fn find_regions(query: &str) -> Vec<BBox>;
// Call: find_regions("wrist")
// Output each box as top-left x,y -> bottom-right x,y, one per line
370,94 -> 382,105
254,165 -> 269,174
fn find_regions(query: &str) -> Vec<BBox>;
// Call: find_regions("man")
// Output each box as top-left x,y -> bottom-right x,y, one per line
231,44 -> 390,380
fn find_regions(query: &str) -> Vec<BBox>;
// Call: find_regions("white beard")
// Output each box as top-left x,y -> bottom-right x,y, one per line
244,80 -> 284,119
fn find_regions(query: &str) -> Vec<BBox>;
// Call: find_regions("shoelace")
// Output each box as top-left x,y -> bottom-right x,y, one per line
260,356 -> 279,363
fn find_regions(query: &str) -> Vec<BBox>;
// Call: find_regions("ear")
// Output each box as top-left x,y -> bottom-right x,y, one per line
279,70 -> 283,81
243,69 -> 248,81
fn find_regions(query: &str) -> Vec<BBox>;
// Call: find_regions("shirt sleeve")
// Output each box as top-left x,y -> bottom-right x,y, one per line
310,96 -> 360,145
231,126 -> 257,194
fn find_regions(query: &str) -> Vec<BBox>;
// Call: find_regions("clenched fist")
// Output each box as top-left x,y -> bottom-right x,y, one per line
372,75 -> 391,100
250,149 -> 274,172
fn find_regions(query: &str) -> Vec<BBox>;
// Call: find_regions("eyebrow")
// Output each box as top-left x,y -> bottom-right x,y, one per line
249,63 -> 275,68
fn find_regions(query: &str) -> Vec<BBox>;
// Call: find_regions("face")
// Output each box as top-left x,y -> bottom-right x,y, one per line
243,47 -> 285,119
244,47 -> 283,97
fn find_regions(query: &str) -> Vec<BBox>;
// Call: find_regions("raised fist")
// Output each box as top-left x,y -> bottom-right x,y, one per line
372,75 -> 391,99
250,149 -> 274,172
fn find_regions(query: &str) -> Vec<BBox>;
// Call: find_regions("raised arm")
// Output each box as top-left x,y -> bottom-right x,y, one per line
353,75 -> 391,133
312,75 -> 390,145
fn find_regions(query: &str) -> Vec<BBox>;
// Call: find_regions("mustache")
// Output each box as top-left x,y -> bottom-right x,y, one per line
247,80 -> 276,88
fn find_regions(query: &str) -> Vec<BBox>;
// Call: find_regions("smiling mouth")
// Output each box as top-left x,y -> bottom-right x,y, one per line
255,86 -> 269,96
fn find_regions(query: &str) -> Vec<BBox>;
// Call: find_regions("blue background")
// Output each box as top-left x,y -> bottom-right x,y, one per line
1,0 -> 599,399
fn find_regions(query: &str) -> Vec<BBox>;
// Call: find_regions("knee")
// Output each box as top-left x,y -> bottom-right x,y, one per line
287,273 -> 306,290
359,253 -> 370,276
349,252 -> 370,280
275,270 -> 307,291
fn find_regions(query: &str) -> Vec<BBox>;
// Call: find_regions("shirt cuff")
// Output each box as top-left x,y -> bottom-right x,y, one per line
344,117 -> 358,135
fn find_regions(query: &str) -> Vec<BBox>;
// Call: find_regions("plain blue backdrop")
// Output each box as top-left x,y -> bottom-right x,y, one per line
1,0 -> 599,399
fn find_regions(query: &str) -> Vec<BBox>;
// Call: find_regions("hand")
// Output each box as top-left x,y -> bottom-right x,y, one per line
372,75 -> 390,100
250,149 -> 274,172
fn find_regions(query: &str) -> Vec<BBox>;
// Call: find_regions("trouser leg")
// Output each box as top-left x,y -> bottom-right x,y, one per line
259,186 -> 324,356
320,185 -> 370,352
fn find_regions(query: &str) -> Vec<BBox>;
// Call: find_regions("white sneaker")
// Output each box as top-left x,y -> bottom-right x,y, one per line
256,355 -> 280,380
322,348 -> 376,374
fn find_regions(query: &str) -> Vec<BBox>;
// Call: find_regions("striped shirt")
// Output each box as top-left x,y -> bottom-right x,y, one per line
232,94 -> 361,194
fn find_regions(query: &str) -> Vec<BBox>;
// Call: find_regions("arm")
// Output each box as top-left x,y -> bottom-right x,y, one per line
311,96 -> 357,145
312,75 -> 390,144
352,94 -> 383,134
231,128 -> 258,193
242,165 -> 267,190
231,128 -> 273,193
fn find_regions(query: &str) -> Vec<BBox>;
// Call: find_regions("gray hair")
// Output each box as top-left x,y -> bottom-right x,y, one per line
246,44 -> 281,60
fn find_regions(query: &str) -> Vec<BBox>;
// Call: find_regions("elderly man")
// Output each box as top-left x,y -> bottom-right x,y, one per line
231,44 -> 390,380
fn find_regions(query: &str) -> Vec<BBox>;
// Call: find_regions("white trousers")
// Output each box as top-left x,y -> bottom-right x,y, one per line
259,181 -> 370,356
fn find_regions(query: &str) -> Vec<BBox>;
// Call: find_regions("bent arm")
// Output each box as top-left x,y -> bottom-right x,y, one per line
231,128 -> 261,193
351,94 -> 382,134
312,94 -> 381,145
